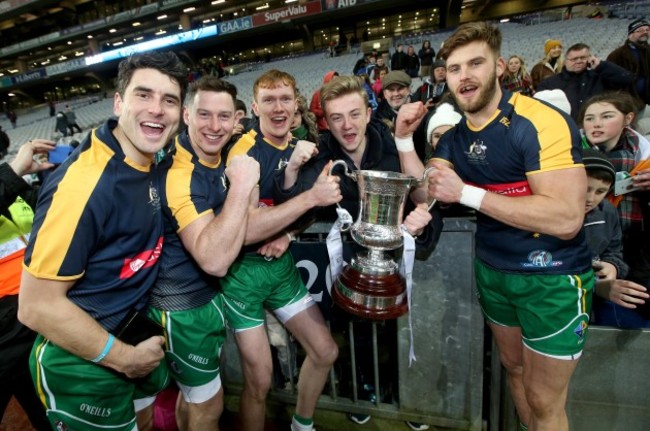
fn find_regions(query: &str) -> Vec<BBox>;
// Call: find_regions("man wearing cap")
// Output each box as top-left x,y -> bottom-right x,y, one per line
412,59 -> 449,110
375,70 -> 412,125
607,18 -> 650,112
537,42 -> 634,121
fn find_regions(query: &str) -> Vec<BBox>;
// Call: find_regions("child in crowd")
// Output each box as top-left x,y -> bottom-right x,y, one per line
582,149 -> 649,327
580,92 -> 650,327
424,102 -> 462,162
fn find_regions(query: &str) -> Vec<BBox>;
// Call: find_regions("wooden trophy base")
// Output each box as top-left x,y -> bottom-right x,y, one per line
332,264 -> 408,320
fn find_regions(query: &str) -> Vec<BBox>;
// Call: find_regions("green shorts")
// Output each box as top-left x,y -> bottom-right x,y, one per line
220,252 -> 314,331
475,259 -> 594,359
30,334 -> 169,431
146,294 -> 226,403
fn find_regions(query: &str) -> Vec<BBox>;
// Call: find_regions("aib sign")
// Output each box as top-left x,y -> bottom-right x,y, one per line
323,0 -> 366,10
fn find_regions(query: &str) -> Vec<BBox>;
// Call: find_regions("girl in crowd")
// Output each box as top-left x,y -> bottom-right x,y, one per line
500,55 -> 534,96
292,94 -> 319,143
405,45 -> 420,78
580,91 -> 650,328
530,39 -> 564,89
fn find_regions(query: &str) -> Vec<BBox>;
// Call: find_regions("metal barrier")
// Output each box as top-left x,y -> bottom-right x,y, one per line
221,217 -> 485,430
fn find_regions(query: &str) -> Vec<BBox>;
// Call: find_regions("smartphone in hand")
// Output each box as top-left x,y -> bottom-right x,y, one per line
48,144 -> 73,164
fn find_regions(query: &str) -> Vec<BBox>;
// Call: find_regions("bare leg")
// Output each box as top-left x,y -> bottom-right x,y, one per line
135,404 -> 154,431
284,305 -> 338,419
176,389 -> 224,431
522,347 -> 578,431
488,323 -> 530,427
235,326 -> 273,431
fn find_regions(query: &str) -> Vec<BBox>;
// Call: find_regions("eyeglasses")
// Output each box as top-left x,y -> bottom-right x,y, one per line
566,55 -> 589,63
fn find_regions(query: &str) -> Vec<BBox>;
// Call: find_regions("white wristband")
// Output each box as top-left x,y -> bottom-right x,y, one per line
459,185 -> 486,211
394,135 -> 415,152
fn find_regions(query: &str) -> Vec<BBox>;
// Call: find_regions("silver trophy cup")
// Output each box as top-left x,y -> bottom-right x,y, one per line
328,160 -> 433,319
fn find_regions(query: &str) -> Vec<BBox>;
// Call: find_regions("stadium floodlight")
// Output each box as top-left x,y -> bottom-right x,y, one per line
85,25 -> 218,66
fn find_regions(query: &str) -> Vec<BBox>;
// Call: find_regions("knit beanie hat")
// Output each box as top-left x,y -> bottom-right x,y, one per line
629,18 -> 650,34
544,39 -> 562,55
534,89 -> 571,116
426,103 -> 462,144
582,148 -> 616,184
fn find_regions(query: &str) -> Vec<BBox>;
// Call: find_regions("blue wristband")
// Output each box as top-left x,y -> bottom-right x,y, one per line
91,334 -> 115,363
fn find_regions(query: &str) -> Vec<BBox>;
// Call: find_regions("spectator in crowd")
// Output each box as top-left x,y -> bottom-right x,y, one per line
353,53 -> 369,75
17,51 -> 187,431
310,71 -> 339,132
371,67 -> 388,100
1,139 -> 54,431
396,22 -> 593,431
537,42 -> 634,121
8,111 -> 16,129
534,89 -> 572,116
135,76 -> 260,430
234,98 -> 253,135
375,70 -> 412,126
391,43 -> 408,71
65,104 -> 82,134
423,102 -> 462,161
54,111 -> 69,137
580,149 -> 649,326
418,40 -> 436,78
357,73 -> 379,111
48,100 -> 55,117
226,69 -> 341,431
530,39 -> 564,89
292,94 -> 319,143
500,55 -> 534,96
0,125 -> 9,159
579,91 -> 650,327
371,57 -> 389,83
405,45 -> 420,78
412,58 -> 449,110
274,75 -> 438,431
607,18 -> 650,113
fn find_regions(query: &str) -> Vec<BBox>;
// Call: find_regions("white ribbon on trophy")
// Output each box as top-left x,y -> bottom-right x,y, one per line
399,225 -> 417,366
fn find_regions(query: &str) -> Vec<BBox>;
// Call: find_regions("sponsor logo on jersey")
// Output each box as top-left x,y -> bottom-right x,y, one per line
482,180 -> 531,197
220,173 -> 228,192
148,181 -> 161,212
119,236 -> 164,279
465,139 -> 488,164
521,250 -> 563,268
276,157 -> 289,171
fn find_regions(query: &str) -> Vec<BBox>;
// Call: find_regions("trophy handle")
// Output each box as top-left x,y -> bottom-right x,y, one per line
328,160 -> 355,231
420,166 -> 437,210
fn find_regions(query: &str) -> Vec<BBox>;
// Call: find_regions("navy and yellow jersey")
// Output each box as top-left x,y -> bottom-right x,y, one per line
23,119 -> 164,332
150,131 -> 226,311
433,91 -> 591,274
227,124 -> 297,206
227,124 -> 297,253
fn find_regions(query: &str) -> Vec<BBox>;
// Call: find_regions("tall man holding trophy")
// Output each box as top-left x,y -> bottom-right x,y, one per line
396,22 -> 593,431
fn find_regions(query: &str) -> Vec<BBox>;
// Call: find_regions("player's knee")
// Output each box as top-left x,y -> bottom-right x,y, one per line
499,354 -> 523,374
311,338 -> 339,367
524,385 -> 561,418
245,370 -> 273,398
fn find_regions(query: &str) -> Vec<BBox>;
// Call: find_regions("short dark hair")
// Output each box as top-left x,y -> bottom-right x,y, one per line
235,99 -> 247,114
184,75 -> 237,107
566,43 -> 590,54
116,51 -> 187,102
586,168 -> 614,185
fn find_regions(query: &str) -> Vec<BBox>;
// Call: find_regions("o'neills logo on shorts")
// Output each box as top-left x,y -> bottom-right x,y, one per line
55,421 -> 68,431
119,237 -> 164,279
79,403 -> 112,417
